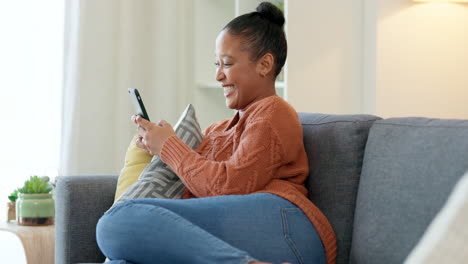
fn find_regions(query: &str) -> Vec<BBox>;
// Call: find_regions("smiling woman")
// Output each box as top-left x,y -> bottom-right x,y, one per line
96,2 -> 336,264
0,1 -> 63,208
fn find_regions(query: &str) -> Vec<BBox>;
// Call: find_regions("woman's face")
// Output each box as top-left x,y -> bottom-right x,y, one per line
215,30 -> 270,111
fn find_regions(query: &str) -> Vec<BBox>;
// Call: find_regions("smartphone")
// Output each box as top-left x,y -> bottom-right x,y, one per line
128,88 -> 150,121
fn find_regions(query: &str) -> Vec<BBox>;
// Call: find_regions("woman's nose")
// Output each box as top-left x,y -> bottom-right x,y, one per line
215,68 -> 225,82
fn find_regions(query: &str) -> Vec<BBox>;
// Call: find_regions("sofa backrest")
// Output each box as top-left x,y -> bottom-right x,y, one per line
299,113 -> 381,264
350,117 -> 468,264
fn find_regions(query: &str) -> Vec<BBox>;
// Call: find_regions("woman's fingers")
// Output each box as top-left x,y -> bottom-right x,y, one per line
137,124 -> 146,136
135,136 -> 151,154
135,115 -> 152,129
131,116 -> 175,156
158,120 -> 167,127
131,115 -> 137,123
134,115 -> 157,138
135,136 -> 144,147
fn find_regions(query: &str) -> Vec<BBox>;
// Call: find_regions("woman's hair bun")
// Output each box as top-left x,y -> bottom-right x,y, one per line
256,2 -> 285,28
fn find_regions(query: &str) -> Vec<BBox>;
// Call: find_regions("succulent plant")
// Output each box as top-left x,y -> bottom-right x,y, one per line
8,189 -> 19,202
17,176 -> 53,194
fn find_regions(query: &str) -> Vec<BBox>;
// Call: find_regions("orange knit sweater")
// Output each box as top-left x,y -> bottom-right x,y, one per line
161,95 -> 337,264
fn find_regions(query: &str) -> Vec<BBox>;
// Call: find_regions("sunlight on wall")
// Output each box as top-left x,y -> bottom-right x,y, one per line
377,1 -> 468,119
0,1 -> 63,205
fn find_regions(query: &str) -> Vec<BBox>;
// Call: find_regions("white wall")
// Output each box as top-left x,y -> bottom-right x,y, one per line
286,0 -> 468,119
376,0 -> 468,119
287,0 -> 364,114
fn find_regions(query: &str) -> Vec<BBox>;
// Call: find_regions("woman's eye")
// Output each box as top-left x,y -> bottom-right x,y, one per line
214,62 -> 232,68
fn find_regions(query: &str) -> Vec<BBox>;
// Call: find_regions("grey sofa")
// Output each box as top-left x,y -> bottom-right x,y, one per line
55,113 -> 468,264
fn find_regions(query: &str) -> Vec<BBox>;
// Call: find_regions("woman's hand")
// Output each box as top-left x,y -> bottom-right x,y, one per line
132,115 -> 176,156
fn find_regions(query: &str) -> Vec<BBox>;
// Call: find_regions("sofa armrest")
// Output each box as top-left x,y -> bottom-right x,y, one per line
55,175 -> 118,264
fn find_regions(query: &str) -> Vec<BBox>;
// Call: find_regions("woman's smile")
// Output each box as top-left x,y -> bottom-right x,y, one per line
223,85 -> 235,97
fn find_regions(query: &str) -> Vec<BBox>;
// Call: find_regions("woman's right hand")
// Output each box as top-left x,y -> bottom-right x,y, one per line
132,115 -> 176,156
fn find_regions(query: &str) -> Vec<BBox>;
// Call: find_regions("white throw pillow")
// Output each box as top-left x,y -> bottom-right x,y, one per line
404,170 -> 468,264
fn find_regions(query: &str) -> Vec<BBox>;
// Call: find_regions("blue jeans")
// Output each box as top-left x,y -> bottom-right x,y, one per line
96,193 -> 325,264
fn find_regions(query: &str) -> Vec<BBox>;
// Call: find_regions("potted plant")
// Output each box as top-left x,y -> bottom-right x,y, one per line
16,176 -> 54,226
6,189 -> 18,222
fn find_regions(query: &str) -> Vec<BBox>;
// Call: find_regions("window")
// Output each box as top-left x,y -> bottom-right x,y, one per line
0,1 -> 64,204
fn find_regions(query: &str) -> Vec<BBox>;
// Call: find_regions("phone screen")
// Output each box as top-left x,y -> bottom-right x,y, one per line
128,88 -> 150,121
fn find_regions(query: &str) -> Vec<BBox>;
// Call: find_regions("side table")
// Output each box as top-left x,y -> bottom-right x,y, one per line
0,221 -> 54,264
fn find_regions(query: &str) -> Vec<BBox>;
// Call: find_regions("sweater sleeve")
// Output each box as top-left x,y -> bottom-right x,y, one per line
160,120 -> 283,197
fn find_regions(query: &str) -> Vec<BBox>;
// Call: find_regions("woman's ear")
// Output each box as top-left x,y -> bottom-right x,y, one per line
257,53 -> 275,77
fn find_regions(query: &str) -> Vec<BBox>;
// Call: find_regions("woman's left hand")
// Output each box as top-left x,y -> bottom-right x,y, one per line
132,115 -> 176,156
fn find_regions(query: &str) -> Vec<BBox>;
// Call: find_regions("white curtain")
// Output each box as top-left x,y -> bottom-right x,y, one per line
60,0 -> 192,175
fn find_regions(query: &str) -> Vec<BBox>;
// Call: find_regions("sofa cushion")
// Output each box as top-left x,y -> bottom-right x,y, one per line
350,117 -> 468,264
299,113 -> 381,264
114,134 -> 153,200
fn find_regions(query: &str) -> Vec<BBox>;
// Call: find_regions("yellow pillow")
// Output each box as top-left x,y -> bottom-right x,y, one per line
114,135 -> 153,200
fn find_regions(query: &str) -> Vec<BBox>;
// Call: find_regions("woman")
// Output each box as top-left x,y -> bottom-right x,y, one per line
97,2 -> 336,264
